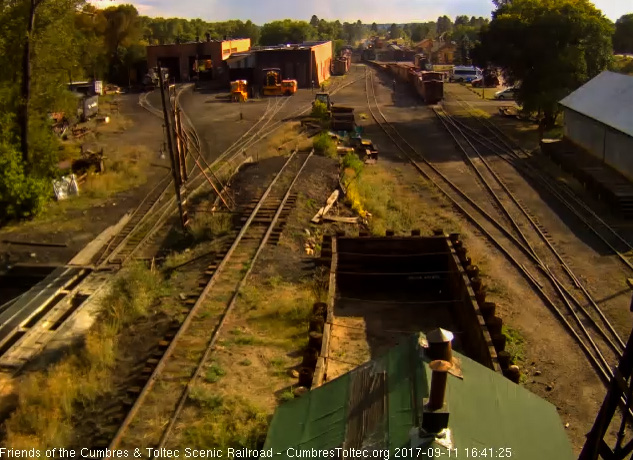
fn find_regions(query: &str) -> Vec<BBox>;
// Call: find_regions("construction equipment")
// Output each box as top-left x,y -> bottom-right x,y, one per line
350,137 -> 378,163
313,92 -> 356,132
314,92 -> 332,109
281,79 -> 298,96
263,68 -> 282,96
230,80 -> 248,102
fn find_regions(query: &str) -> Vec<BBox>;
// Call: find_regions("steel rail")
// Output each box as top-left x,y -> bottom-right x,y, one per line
106,149 -> 305,454
153,150 -> 314,453
441,97 -> 628,352
435,107 -> 624,356
365,67 -> 614,382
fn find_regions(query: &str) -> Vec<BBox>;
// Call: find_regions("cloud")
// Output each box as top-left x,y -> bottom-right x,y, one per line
93,0 -> 630,22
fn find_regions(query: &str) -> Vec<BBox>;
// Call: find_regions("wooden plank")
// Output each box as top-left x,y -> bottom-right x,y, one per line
311,190 -> 340,223
322,215 -> 358,224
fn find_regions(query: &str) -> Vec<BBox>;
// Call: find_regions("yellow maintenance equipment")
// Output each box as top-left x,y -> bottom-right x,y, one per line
230,80 -> 248,102
263,68 -> 282,96
281,79 -> 298,96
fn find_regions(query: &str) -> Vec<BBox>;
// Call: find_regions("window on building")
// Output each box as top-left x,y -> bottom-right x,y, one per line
231,47 -> 237,53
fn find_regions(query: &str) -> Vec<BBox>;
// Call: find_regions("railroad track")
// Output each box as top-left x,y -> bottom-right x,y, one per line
0,73 -> 364,374
101,149 -> 312,456
443,90 -> 633,274
365,67 -> 622,385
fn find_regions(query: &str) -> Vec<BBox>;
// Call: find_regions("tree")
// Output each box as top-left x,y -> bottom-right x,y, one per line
310,15 -> 319,28
371,22 -> 378,32
455,15 -> 469,26
260,20 -> 315,45
457,34 -> 471,65
436,15 -> 452,35
613,14 -> 633,54
473,0 -> 613,127
389,23 -> 401,39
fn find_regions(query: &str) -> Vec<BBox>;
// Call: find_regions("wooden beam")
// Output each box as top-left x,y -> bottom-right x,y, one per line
311,190 -> 340,223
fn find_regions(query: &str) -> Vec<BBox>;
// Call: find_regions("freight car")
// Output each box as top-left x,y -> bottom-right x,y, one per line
386,63 -> 444,104
332,48 -> 352,75
417,71 -> 444,104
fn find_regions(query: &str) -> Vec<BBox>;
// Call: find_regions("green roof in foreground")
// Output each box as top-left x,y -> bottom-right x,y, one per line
263,333 -> 574,460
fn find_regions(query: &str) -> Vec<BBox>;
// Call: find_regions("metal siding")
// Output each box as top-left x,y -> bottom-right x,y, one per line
559,71 -> 633,138
605,130 -> 633,181
564,109 -> 605,161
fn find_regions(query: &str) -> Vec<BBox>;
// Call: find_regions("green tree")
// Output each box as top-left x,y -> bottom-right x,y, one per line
310,15 -> 319,28
455,15 -> 469,26
436,15 -> 452,35
389,23 -> 401,39
371,22 -> 378,33
613,14 -> 633,53
260,20 -> 315,45
473,0 -> 613,127
457,34 -> 471,65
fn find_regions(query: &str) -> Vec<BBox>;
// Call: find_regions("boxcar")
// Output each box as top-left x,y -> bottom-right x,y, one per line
422,80 -> 443,104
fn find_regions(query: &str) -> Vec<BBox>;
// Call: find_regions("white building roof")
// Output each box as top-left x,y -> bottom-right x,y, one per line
559,71 -> 633,138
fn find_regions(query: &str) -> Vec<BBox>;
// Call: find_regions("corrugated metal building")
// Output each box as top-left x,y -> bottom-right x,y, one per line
559,71 -> 633,180
264,332 -> 574,459
146,38 -> 251,82
247,41 -> 332,88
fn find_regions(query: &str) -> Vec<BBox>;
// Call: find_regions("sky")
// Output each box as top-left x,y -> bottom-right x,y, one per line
94,0 -> 632,22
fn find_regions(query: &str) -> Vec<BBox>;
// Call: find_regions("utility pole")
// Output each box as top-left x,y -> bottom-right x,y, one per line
158,63 -> 188,230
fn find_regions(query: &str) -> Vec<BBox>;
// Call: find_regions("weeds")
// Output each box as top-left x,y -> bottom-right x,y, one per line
341,152 -> 364,177
233,335 -> 257,345
101,263 -> 167,330
189,386 -> 224,409
189,212 -> 233,242
3,262 -> 172,448
181,395 -> 268,449
238,359 -> 252,366
278,388 -> 295,402
502,325 -> 525,363
311,266 -> 329,302
205,363 -> 227,383
311,100 -> 329,121
313,132 -> 337,159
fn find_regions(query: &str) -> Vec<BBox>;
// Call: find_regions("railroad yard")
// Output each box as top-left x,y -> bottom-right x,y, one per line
1,59 -> 633,456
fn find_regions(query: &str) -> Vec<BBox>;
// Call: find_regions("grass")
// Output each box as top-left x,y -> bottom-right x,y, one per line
343,163 -> 438,235
313,132 -> 337,159
188,386 -> 224,410
101,263 -> 169,328
75,145 -> 152,199
188,212 -> 233,242
238,359 -> 252,366
278,387 -> 295,403
181,395 -> 268,449
4,263 -> 169,448
204,363 -> 227,383
502,325 -> 526,364
264,122 -> 311,154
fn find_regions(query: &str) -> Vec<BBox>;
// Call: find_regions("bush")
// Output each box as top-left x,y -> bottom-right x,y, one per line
189,212 -> 233,242
311,100 -> 329,121
0,139 -> 50,221
341,152 -> 364,176
312,132 -> 337,159
101,263 -> 167,329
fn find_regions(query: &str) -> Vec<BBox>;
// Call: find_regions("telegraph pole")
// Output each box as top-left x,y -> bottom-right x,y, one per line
157,62 -> 188,230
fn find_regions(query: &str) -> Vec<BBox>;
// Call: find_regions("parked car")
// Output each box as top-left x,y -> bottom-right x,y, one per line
494,87 -> 518,100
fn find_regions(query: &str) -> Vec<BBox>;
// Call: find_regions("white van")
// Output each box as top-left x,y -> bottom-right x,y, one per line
450,66 -> 482,83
